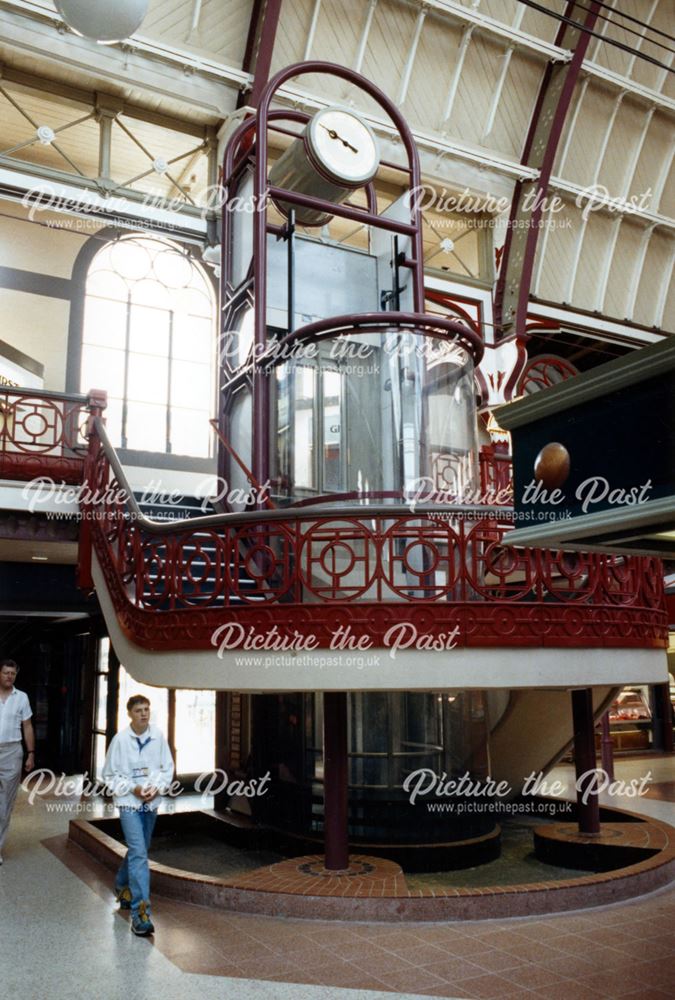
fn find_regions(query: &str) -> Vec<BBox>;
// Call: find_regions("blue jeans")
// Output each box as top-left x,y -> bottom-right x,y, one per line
115,807 -> 158,914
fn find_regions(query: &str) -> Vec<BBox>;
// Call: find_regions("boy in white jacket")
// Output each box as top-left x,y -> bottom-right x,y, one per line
102,695 -> 174,936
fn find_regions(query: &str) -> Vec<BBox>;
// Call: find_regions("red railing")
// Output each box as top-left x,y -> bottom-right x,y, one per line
0,387 -> 106,485
479,443 -> 513,502
81,416 -> 667,652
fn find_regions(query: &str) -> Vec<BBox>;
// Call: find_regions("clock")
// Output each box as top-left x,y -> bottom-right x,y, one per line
269,107 -> 380,226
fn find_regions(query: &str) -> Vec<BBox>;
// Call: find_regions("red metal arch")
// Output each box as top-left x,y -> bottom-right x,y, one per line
493,2 -> 601,342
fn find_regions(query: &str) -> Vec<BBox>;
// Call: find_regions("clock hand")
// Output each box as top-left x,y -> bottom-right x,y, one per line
320,124 -> 359,154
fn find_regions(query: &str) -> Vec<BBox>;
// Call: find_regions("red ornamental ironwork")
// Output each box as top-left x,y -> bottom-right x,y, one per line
0,389 -> 95,484
82,422 -> 667,653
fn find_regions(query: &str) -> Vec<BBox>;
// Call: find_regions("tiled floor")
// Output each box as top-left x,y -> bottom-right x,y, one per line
3,754 -> 675,1000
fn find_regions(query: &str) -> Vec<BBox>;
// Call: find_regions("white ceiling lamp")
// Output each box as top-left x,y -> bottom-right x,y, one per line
55,0 -> 149,44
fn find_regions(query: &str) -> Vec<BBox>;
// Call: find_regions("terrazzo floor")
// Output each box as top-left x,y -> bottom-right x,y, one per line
2,754 -> 674,1000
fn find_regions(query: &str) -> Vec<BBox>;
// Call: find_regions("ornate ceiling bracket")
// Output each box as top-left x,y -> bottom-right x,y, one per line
493,1 -> 601,349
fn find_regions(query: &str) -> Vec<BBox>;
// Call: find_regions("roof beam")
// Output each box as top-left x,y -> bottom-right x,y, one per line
620,105 -> 655,200
625,224 -> 655,321
653,137 -> 675,214
353,0 -> 378,75
595,214 -> 622,312
397,5 -> 427,105
415,0 -> 569,62
0,63 -> 210,138
405,0 -> 675,114
584,58 -> 675,115
550,178 -> 675,231
239,0 -> 283,109
494,1 -> 602,340
0,161 -> 207,237
303,0 -> 323,61
623,0 -> 659,80
556,76 -> 588,175
441,24 -> 474,127
482,44 -> 514,139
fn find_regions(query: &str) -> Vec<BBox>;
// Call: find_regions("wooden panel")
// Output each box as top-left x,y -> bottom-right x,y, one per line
634,229 -> 674,326
555,81 -> 616,188
632,112 -> 674,204
599,99 -> 649,197
570,212 -> 614,309
452,34 -> 504,146
487,50 -> 544,160
403,12 -> 458,130
604,218 -> 643,319
535,200 -> 579,302
361,0 -> 417,104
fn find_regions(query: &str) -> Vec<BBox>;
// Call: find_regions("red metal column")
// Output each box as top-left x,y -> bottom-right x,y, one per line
571,688 -> 600,835
323,691 -> 349,870
239,0 -> 283,109
494,1 -> 601,347
77,389 -> 107,591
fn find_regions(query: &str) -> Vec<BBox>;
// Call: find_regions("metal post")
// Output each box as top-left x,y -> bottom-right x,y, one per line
287,208 -> 295,335
571,688 -> 600,835
95,95 -> 123,187
323,691 -> 349,870
98,113 -> 113,181
600,710 -> 614,781
213,691 -> 230,811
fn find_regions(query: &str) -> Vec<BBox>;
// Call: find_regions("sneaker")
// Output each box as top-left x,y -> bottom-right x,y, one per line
115,886 -> 132,910
131,901 -> 154,936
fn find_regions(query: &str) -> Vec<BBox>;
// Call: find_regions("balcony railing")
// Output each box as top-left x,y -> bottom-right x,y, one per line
0,387 -> 105,485
79,415 -> 667,653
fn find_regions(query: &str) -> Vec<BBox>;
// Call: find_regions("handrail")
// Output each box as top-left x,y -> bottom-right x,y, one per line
0,386 -> 90,404
0,387 -> 88,404
90,416 -> 510,535
82,414 -> 667,652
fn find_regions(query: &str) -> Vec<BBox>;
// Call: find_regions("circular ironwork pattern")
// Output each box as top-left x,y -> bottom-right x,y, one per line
6,396 -> 62,453
382,517 -> 460,601
541,550 -> 600,603
471,527 -> 535,602
231,523 -> 296,603
299,518 -> 377,601
83,440 -> 668,650
176,531 -> 226,607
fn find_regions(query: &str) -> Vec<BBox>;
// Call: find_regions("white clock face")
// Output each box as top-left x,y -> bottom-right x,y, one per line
310,109 -> 379,185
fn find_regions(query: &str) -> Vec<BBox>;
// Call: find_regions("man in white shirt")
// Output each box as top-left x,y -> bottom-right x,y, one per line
102,694 -> 174,937
0,658 -> 35,864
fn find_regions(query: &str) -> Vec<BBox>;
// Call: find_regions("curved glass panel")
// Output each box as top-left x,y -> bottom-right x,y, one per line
271,329 -> 478,505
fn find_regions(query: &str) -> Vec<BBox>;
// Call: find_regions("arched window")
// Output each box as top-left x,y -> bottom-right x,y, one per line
79,235 -> 215,458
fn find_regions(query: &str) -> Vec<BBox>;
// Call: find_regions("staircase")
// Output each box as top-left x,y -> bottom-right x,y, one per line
131,492 -> 263,609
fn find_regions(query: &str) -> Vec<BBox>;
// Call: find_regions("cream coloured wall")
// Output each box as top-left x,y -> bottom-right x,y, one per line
0,200 -> 94,392
0,289 -> 70,391
0,200 -> 89,278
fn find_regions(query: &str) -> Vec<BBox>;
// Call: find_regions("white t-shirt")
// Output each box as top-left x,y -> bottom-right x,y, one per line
102,724 -> 175,811
0,688 -> 32,743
